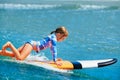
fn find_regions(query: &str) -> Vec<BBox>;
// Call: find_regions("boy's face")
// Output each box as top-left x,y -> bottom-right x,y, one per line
56,33 -> 67,42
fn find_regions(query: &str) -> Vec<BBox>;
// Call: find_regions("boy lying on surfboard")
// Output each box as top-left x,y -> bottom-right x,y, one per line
0,26 -> 68,65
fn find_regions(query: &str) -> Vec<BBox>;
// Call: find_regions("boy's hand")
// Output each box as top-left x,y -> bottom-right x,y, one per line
55,61 -> 62,66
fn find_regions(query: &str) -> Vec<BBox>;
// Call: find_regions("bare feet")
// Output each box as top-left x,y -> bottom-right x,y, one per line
0,42 -> 15,57
0,50 -> 2,55
2,41 -> 11,53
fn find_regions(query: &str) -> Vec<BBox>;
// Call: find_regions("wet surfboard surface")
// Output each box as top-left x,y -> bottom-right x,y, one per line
24,58 -> 117,70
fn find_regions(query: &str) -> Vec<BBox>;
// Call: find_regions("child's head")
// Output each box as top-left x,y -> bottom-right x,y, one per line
51,26 -> 68,42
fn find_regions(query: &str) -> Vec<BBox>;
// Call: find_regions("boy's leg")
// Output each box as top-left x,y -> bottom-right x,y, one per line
0,44 -> 32,58
17,43 -> 33,60
9,43 -> 33,60
0,50 -> 15,57
1,42 -> 33,60
0,44 -> 26,57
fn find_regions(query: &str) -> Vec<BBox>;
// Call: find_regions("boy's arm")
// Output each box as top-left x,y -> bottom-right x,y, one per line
50,45 -> 57,62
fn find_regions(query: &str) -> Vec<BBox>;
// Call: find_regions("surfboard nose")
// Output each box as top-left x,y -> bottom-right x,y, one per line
98,58 -> 117,67
71,58 -> 118,69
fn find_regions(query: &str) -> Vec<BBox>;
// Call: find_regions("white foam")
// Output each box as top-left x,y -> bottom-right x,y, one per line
25,54 -> 72,73
26,53 -> 49,61
0,3 -> 108,10
0,3 -> 60,9
79,5 -> 107,10
1,55 -> 72,73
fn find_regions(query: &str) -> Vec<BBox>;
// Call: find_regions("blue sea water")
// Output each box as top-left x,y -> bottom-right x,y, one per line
0,1 -> 120,80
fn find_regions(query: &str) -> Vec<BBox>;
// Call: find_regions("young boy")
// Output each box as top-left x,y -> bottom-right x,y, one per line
0,26 -> 68,64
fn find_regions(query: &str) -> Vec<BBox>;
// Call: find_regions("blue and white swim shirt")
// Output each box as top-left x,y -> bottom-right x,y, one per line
28,33 -> 57,62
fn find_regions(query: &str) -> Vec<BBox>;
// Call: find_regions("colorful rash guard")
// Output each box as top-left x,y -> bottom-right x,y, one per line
28,33 -> 57,62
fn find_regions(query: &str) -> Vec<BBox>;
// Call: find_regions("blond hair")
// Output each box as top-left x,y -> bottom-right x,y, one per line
51,26 -> 68,37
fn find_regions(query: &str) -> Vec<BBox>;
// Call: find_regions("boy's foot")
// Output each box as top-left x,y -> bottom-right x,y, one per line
2,42 -> 11,52
0,50 -> 2,55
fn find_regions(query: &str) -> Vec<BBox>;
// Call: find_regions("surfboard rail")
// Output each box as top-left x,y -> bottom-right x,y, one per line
27,58 -> 117,70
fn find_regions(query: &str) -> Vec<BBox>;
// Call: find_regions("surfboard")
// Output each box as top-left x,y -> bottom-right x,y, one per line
24,58 -> 117,70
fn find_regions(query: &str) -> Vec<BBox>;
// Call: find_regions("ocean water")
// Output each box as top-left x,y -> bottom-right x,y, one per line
0,1 -> 120,80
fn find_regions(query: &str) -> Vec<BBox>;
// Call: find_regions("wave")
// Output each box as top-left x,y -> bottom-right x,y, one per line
26,53 -> 49,61
78,5 -> 107,10
0,3 -> 61,9
1,58 -> 73,73
0,3 -> 119,10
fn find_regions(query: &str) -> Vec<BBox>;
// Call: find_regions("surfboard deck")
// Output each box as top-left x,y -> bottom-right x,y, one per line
24,58 -> 117,70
